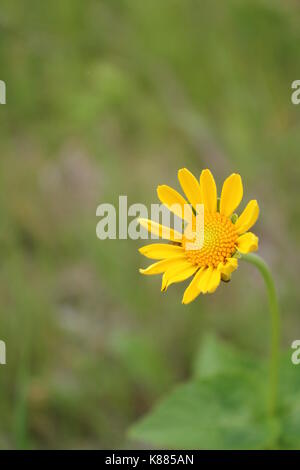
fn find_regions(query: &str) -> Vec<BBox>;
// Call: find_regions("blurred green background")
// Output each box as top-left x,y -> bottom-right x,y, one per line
0,0 -> 299,449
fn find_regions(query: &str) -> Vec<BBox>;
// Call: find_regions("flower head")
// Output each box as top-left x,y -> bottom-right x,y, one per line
138,168 -> 259,304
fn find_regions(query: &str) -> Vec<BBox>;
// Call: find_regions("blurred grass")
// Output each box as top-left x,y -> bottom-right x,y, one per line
0,0 -> 299,449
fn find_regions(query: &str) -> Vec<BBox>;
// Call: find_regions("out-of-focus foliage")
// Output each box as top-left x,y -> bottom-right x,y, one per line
130,334 -> 275,449
0,0 -> 299,449
130,335 -> 300,449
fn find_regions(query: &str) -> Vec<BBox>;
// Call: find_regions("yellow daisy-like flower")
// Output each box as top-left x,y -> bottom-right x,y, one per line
138,168 -> 259,304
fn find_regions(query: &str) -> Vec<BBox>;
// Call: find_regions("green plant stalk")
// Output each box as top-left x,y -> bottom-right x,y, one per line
242,253 -> 280,418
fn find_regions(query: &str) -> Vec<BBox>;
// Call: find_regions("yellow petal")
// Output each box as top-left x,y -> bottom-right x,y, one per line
139,243 -> 184,260
139,256 -> 187,275
236,232 -> 258,254
196,266 -> 221,294
220,173 -> 243,217
206,269 -> 221,293
217,257 -> 238,276
235,200 -> 259,235
157,185 -> 194,223
200,169 -> 217,213
178,168 -> 202,211
138,218 -> 183,242
162,263 -> 198,291
182,267 -> 208,304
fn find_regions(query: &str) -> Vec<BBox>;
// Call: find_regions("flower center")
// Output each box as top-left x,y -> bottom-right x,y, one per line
182,212 -> 238,268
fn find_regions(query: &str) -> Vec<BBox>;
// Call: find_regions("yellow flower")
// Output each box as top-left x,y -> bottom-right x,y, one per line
138,168 -> 259,304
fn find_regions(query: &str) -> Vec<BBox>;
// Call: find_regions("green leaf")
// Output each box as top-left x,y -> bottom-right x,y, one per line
129,374 -> 275,449
193,333 -> 260,380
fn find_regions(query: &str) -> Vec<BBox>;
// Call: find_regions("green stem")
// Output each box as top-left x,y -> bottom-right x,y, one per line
242,253 -> 280,418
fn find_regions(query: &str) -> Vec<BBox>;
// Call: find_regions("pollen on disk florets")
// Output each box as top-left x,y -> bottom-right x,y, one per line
183,212 -> 238,268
